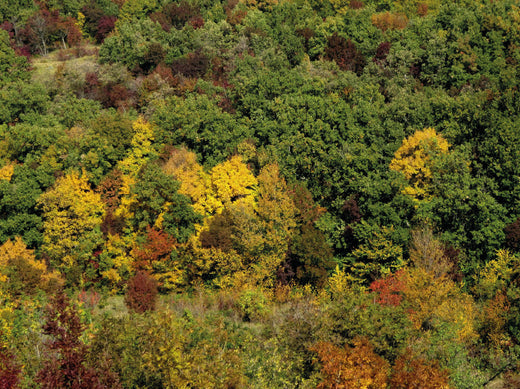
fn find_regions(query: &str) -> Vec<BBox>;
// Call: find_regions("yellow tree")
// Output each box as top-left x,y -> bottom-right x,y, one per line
0,162 -> 14,182
115,116 -> 158,222
403,228 -> 477,343
209,155 -> 257,214
38,170 -> 105,285
390,128 -> 449,202
247,163 -> 297,286
0,237 -> 62,295
163,148 -> 207,211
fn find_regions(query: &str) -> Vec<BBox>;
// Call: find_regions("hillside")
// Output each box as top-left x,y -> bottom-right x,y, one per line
1,0 -> 520,387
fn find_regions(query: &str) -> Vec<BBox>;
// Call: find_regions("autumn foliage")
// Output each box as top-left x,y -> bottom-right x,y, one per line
371,12 -> 408,32
390,128 -> 449,201
125,271 -> 158,313
312,338 -> 390,388
370,270 -> 405,307
390,352 -> 452,389
325,33 -> 366,75
36,293 -> 120,389
0,344 -> 21,389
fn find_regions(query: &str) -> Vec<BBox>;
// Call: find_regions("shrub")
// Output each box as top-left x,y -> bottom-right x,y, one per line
237,288 -> 269,321
125,271 -> 158,313
36,293 -> 120,388
0,343 -> 21,389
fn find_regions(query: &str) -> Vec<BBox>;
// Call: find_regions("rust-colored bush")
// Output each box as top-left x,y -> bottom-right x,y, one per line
125,271 -> 159,313
311,338 -> 390,389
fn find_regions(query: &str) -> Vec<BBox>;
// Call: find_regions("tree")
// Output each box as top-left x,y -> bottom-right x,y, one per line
36,292 -> 121,389
38,170 -> 105,285
0,342 -> 21,389
124,271 -> 158,313
0,29 -> 29,88
129,163 -> 201,242
0,236 -> 61,295
324,32 -> 366,75
390,128 -> 449,202
311,338 -> 390,389
390,351 -> 452,389
401,266 -> 477,344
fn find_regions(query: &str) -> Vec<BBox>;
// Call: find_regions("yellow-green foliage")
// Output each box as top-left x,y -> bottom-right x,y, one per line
328,265 -> 350,299
39,170 -> 105,279
166,153 -> 299,288
98,234 -> 134,292
115,117 -> 158,222
240,0 -> 279,12
142,311 -> 246,388
351,224 -> 406,282
390,128 -> 449,202
118,116 -> 157,177
255,164 -> 297,256
184,246 -> 244,288
475,249 -> 519,299
402,268 -> 478,343
0,289 -> 14,342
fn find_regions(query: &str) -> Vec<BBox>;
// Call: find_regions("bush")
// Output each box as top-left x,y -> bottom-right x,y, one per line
125,271 -> 158,313
237,288 -> 269,321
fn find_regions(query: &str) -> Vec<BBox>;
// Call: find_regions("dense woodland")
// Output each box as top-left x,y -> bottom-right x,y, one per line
2,0 -> 520,387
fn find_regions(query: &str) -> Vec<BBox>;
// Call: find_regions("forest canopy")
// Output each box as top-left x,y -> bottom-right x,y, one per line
1,0 -> 520,387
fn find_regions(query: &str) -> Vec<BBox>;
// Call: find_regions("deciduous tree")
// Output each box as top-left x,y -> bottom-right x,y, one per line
38,170 -> 105,285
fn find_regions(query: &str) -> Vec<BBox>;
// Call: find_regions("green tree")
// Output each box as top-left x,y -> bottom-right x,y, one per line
130,162 -> 201,243
0,29 -> 29,88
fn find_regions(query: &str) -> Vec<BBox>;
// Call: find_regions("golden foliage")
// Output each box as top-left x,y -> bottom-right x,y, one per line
390,351 -> 452,389
209,155 -> 257,212
0,237 -> 60,293
402,268 -> 477,343
390,128 -> 449,201
0,162 -> 14,182
163,147 -> 207,211
39,170 -> 105,277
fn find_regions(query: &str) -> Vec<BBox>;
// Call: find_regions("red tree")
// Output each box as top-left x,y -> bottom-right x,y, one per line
36,293 -> 121,389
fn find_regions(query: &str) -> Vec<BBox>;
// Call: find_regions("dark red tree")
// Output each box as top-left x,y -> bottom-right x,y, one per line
96,16 -> 116,43
505,218 -> 520,252
373,41 -> 391,64
325,33 -> 366,75
171,49 -> 209,79
0,343 -> 21,389
36,293 -> 121,389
